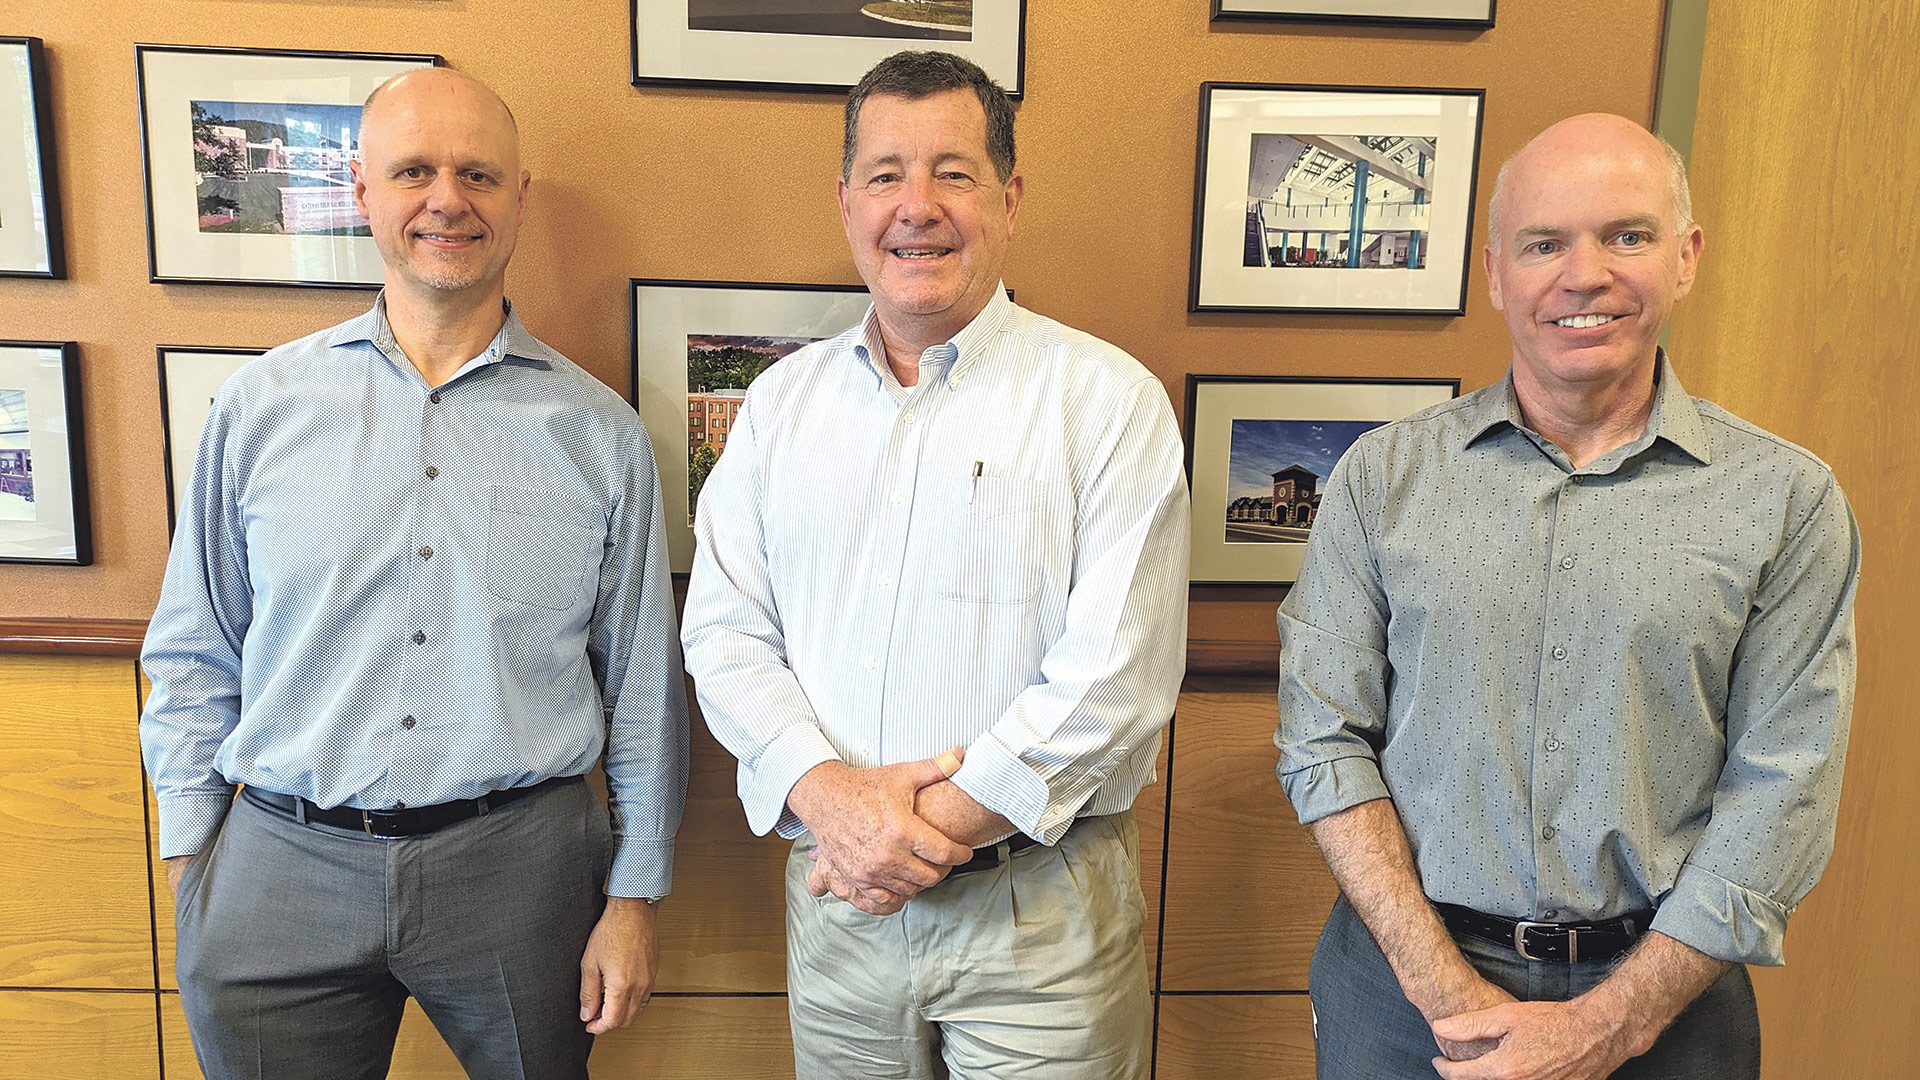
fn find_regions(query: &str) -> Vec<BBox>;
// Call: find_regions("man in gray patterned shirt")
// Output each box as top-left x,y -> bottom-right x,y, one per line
1276,113 -> 1858,1080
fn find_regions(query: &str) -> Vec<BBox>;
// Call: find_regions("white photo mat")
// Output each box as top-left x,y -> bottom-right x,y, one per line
0,38 -> 60,277
159,347 -> 265,530
1186,376 -> 1456,585
1214,0 -> 1494,25
633,0 -> 1024,94
0,342 -> 88,564
1191,84 -> 1483,314
137,45 -> 437,287
631,280 -> 871,572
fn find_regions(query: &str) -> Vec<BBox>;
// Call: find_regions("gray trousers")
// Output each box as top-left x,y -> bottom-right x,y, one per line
1310,894 -> 1761,1080
785,812 -> 1154,1079
174,776 -> 611,1080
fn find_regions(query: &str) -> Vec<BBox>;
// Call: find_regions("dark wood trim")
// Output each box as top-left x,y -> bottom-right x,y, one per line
1185,637 -> 1279,678
0,618 -> 145,656
0,618 -> 1278,673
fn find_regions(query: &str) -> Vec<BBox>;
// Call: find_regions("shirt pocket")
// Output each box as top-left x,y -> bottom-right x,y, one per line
940,475 -> 1050,605
485,484 -> 604,611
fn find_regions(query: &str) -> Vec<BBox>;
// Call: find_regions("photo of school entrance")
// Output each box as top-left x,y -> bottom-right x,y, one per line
1223,417 -> 1383,543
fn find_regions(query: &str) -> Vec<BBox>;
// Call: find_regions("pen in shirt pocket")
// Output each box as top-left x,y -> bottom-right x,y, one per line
970,460 -> 984,503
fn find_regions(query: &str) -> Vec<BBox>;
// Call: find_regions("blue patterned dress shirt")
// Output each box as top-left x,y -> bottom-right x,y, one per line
141,297 -> 689,899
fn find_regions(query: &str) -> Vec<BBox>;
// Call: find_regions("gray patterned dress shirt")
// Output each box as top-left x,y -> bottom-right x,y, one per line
1275,355 -> 1859,966
141,297 -> 690,898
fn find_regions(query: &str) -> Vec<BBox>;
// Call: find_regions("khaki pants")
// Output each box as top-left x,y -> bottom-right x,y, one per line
785,811 -> 1153,1080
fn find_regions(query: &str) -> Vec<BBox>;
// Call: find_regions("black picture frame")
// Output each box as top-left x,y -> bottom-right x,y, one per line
0,340 -> 91,565
630,0 -> 1027,97
1182,373 -> 1459,586
135,43 -> 442,290
0,37 -> 66,279
630,277 -> 875,574
1210,0 -> 1495,29
157,345 -> 268,535
1188,81 -> 1486,316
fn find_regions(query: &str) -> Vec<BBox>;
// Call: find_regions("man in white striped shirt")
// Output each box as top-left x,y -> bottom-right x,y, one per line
681,50 -> 1190,1079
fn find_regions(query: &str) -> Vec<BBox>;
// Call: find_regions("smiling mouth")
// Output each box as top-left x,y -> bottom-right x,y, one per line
416,230 -> 482,246
1553,313 -> 1621,328
889,247 -> 952,260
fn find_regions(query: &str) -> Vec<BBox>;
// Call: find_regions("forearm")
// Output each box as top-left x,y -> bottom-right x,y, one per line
1308,797 -> 1490,1018
1576,932 -> 1730,1056
915,780 -> 1014,849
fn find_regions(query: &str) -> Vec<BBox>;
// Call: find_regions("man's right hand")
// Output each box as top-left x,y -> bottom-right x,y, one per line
165,854 -> 194,898
1427,974 -> 1518,1061
786,754 -> 973,912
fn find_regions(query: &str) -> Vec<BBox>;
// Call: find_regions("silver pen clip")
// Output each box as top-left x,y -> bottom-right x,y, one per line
970,460 -> 984,503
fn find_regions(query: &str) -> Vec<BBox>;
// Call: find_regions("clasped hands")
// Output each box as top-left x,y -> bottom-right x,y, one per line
1423,976 -> 1643,1080
788,747 -> 1010,916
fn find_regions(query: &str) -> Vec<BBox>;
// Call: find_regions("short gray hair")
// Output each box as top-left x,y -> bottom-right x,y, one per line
1486,134 -> 1691,251
843,51 -> 1015,182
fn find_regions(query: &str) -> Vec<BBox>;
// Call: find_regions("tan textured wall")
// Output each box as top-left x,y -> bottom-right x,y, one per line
0,0 -> 1663,642
1669,3 -> 1920,1077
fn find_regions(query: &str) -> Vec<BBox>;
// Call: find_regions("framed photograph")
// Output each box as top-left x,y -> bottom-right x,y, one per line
1211,0 -> 1495,29
158,346 -> 266,532
1189,82 -> 1485,315
0,37 -> 64,278
0,341 -> 90,565
135,44 -> 441,289
631,279 -> 872,573
632,0 -> 1026,96
1184,375 -> 1457,586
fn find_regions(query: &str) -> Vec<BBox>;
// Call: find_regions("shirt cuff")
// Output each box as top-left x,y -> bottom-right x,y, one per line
1278,756 -> 1391,826
949,731 -> 1071,844
742,724 -> 842,838
1650,863 -> 1791,966
606,836 -> 676,899
157,790 -> 237,860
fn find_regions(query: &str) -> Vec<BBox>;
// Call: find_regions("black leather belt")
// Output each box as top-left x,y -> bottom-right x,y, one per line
1435,902 -> 1652,963
948,832 -> 1042,876
241,774 -> 579,838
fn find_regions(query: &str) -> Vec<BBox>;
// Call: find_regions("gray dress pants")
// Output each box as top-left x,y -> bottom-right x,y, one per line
173,776 -> 611,1080
1310,894 -> 1761,1080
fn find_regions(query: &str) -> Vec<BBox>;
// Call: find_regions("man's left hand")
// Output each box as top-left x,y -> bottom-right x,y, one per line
579,896 -> 659,1035
1429,999 -> 1636,1080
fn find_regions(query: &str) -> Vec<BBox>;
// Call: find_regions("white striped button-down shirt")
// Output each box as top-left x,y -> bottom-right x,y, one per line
681,288 -> 1189,843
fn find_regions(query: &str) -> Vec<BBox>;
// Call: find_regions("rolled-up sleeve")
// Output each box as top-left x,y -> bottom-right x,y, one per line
1274,442 -> 1395,825
140,397 -> 252,860
1650,475 -> 1860,965
592,430 -> 691,899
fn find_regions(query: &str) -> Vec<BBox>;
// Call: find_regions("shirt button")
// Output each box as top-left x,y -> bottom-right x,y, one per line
411,631 -> 426,644
425,466 -> 439,479
1545,738 -> 1560,751
862,656 -> 877,670
1551,645 -> 1567,660
394,802 -> 407,809
878,574 -> 892,587
429,392 -> 442,404
401,716 -> 416,729
903,410 -> 916,426
1543,908 -> 1559,920
1571,475 -> 1586,486
1559,556 -> 1575,570
1541,825 -> 1556,840
890,494 -> 903,506
419,546 -> 433,560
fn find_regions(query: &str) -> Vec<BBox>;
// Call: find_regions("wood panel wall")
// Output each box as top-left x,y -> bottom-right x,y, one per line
4,645 -> 1273,1079
1667,3 -> 1920,1077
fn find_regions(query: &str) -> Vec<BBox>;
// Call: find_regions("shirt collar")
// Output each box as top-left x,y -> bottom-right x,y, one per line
325,293 -> 564,376
850,284 -> 1014,390
1462,350 -> 1711,466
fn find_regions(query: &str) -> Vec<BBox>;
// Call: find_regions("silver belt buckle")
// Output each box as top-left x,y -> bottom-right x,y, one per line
361,809 -> 375,836
1512,919 -> 1574,961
